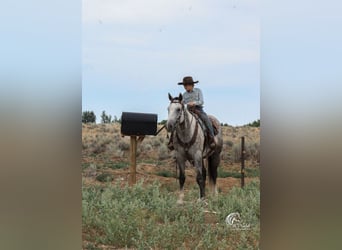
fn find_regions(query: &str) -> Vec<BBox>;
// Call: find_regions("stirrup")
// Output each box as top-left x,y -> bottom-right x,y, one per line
208,135 -> 216,149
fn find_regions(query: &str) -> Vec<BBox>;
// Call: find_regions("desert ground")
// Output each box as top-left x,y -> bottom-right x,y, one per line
82,123 -> 260,249
82,123 -> 259,188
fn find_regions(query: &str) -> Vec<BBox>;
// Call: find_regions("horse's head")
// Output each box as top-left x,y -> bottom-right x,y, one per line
166,93 -> 184,132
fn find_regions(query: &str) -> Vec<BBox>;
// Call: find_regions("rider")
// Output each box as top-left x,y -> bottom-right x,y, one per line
168,76 -> 216,150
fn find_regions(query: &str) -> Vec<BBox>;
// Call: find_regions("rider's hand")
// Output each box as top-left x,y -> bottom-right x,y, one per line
188,102 -> 195,107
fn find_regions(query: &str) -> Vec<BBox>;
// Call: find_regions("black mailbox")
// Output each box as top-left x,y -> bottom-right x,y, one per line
121,112 -> 158,136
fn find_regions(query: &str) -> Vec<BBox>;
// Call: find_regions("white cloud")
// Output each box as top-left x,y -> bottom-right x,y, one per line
108,35 -> 151,46
83,0 -> 203,24
83,0 -> 259,24
138,46 -> 258,68
182,46 -> 259,65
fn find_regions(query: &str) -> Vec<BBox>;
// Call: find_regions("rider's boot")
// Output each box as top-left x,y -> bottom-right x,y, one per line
208,134 -> 216,149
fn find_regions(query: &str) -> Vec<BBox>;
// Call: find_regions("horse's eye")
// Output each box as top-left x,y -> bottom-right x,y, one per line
177,108 -> 181,112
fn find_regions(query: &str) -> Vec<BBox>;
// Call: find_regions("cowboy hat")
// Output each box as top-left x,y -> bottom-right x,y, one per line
177,76 -> 199,85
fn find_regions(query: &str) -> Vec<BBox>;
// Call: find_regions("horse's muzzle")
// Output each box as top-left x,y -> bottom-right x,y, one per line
166,122 -> 173,132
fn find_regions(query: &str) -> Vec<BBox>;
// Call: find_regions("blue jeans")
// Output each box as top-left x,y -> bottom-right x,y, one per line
191,106 -> 215,137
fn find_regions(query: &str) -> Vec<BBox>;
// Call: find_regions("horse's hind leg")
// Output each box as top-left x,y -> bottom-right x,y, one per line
202,160 -> 206,191
208,153 -> 219,196
195,154 -> 205,199
177,160 -> 186,204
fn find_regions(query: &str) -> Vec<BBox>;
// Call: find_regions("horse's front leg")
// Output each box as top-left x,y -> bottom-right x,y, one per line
176,156 -> 186,205
194,151 -> 206,199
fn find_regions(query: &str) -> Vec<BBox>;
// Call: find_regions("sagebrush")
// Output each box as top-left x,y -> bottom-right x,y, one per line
82,180 -> 260,249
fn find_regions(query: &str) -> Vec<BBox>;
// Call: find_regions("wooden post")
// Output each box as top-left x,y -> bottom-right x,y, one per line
129,136 -> 137,186
241,136 -> 245,188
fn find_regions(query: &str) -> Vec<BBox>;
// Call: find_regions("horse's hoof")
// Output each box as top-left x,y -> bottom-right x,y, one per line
197,198 -> 208,206
176,199 -> 184,205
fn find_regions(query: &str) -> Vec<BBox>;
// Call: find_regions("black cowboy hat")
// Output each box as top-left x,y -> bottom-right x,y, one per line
177,76 -> 199,85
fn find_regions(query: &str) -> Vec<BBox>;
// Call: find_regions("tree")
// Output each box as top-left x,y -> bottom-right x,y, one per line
82,111 -> 96,123
101,110 -> 112,123
113,115 -> 121,124
159,120 -> 167,125
246,119 -> 260,127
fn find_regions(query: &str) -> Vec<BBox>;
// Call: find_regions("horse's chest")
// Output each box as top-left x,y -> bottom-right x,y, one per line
176,147 -> 201,161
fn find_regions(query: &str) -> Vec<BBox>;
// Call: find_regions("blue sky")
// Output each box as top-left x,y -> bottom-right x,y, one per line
82,0 -> 259,125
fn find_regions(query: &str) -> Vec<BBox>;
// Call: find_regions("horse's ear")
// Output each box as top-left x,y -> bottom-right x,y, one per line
178,93 -> 183,102
168,93 -> 173,101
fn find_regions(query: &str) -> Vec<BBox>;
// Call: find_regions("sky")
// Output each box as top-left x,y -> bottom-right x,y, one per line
82,0 -> 259,125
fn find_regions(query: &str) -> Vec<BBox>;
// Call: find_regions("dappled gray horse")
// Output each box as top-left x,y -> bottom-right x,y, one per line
167,93 -> 223,203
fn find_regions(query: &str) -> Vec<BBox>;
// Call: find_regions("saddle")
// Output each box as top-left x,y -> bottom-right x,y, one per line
188,109 -> 219,136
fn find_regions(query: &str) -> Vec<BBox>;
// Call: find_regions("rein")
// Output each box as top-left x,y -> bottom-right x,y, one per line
170,99 -> 199,152
176,117 -> 199,152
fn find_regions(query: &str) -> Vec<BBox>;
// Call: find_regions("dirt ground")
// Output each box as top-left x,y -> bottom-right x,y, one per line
82,123 -> 260,193
82,161 -> 257,194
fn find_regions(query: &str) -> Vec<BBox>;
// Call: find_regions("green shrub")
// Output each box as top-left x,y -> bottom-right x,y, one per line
107,162 -> 128,170
82,111 -> 96,123
142,143 -> 153,151
155,170 -> 176,178
151,139 -> 161,147
82,180 -> 260,249
90,144 -> 106,155
232,142 -> 260,163
118,141 -> 129,151
217,168 -> 241,178
245,167 -> 260,177
246,119 -> 260,127
95,173 -> 113,182
224,140 -> 234,147
100,110 -> 112,123
158,144 -> 169,160
217,167 -> 260,178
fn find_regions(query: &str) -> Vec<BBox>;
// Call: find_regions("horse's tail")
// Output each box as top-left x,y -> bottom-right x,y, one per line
208,150 -> 220,187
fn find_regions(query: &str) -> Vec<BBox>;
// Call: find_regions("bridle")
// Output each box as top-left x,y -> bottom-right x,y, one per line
169,99 -> 199,152
169,99 -> 184,134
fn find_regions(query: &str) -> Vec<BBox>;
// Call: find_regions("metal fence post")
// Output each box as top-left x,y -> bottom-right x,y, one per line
241,136 -> 245,188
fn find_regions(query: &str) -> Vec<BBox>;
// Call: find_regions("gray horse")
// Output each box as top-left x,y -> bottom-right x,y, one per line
166,93 -> 223,203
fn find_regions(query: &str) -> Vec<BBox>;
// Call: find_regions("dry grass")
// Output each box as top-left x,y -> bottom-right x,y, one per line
81,122 -> 260,191
82,123 -> 259,166
82,122 -> 260,249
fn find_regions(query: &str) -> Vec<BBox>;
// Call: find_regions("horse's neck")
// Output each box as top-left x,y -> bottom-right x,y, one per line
177,108 -> 194,136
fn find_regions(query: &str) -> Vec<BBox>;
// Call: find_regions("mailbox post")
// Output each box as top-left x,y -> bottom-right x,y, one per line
129,136 -> 137,186
121,112 -> 158,185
